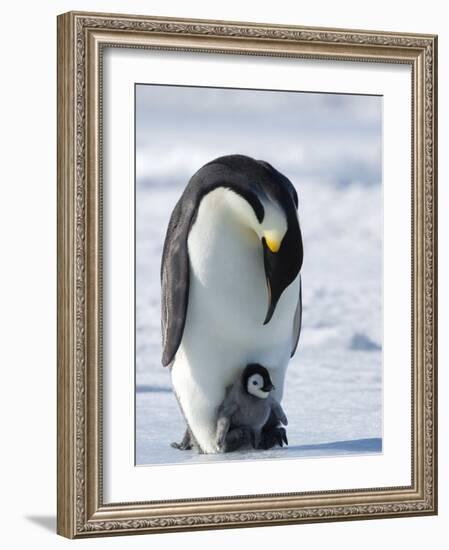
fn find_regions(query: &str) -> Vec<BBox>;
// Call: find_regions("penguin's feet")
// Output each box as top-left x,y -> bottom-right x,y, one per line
259,426 -> 288,449
171,440 -> 192,450
171,428 -> 193,451
216,432 -> 227,453
222,427 -> 253,452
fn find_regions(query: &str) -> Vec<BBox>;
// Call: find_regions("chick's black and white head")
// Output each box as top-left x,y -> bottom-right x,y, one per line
243,364 -> 275,399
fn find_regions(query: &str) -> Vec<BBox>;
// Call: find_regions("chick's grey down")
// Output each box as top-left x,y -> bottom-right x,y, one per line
216,365 -> 288,452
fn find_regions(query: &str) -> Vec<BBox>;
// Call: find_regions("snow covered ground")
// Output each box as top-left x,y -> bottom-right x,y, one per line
135,85 -> 383,465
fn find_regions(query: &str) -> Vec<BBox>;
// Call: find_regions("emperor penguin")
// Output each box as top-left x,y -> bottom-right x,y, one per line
161,154 -> 303,454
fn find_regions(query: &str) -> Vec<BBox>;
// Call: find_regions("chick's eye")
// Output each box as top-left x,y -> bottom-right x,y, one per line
253,380 -> 258,385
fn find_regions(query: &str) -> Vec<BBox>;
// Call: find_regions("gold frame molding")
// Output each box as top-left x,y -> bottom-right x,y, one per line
57,11 -> 438,538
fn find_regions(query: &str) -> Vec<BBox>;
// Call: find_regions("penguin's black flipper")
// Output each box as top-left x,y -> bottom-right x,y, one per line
161,198 -> 191,367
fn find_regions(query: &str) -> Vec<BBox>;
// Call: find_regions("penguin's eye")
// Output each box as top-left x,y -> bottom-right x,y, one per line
252,380 -> 258,386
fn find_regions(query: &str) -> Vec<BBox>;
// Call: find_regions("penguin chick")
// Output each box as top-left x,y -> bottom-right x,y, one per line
216,364 -> 288,452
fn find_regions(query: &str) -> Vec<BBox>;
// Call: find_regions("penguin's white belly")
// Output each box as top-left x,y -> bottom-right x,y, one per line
170,188 -> 299,453
171,253 -> 298,451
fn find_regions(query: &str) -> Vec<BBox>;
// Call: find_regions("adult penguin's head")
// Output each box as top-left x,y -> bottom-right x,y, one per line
189,154 -> 304,324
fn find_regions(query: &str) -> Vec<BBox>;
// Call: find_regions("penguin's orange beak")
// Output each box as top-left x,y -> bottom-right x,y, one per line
263,231 -> 282,253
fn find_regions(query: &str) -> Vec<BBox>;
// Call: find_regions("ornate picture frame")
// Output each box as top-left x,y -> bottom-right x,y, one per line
57,11 -> 437,538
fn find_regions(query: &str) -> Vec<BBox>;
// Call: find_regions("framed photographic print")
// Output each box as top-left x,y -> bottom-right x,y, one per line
57,11 -> 438,538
